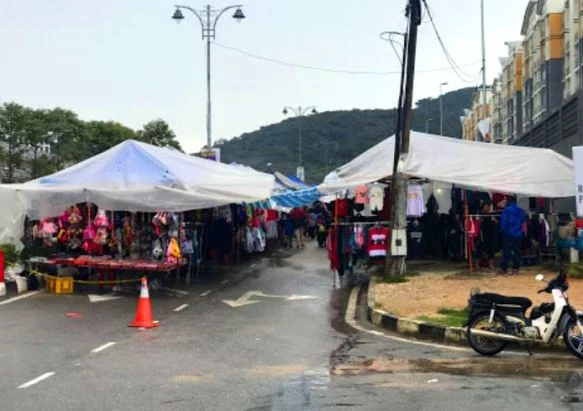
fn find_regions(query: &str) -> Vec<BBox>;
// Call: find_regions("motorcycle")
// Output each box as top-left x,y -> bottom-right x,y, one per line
466,269 -> 583,359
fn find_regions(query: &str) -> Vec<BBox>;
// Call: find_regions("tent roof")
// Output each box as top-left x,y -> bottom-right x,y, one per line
2,139 -> 275,220
319,131 -> 574,198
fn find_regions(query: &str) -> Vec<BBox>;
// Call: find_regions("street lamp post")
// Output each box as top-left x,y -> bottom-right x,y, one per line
439,82 -> 448,136
172,4 -> 245,150
425,118 -> 433,133
282,106 -> 317,181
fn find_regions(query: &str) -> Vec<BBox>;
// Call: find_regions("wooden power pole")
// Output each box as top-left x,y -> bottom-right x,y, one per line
386,0 -> 422,277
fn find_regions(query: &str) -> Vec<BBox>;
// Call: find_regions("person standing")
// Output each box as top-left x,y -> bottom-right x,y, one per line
480,201 -> 498,270
290,206 -> 307,249
499,197 -> 526,274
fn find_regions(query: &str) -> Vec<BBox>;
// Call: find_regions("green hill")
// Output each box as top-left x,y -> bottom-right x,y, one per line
217,87 -> 475,183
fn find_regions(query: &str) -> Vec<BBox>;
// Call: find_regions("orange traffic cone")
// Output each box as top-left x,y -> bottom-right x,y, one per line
129,277 -> 159,328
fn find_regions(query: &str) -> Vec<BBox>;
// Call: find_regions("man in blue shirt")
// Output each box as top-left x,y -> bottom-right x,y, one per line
499,197 -> 526,274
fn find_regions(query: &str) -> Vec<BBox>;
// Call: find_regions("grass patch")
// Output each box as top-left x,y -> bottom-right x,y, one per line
377,276 -> 409,284
416,307 -> 468,327
568,263 -> 583,279
377,271 -> 420,284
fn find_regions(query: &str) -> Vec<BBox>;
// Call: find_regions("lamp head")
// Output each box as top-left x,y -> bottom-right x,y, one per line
172,8 -> 185,23
232,8 -> 245,22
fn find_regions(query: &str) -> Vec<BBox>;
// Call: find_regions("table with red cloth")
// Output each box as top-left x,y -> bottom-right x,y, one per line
33,255 -> 185,290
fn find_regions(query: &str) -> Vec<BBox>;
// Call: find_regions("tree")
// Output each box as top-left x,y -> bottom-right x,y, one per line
42,108 -> 85,170
24,108 -> 51,179
0,102 -> 29,183
84,121 -> 136,158
137,119 -> 182,151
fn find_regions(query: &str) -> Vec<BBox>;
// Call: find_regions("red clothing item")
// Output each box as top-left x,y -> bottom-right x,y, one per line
336,199 -> 349,218
267,209 -> 278,221
290,208 -> 307,221
368,227 -> 390,258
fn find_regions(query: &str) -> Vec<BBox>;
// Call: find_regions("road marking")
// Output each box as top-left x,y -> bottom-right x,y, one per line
345,287 -> 469,352
162,287 -> 189,296
200,290 -> 212,297
0,290 -> 43,306
250,264 -> 257,268
174,304 -> 189,312
222,290 -> 317,308
18,372 -> 55,389
220,280 -> 229,285
91,342 -> 116,353
88,294 -> 122,303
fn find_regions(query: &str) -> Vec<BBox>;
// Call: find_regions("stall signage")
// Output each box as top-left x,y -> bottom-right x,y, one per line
195,148 -> 221,162
573,146 -> 583,217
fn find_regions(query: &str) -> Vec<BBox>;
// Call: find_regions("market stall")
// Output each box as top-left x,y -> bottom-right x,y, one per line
0,140 -> 276,290
318,131 -> 575,273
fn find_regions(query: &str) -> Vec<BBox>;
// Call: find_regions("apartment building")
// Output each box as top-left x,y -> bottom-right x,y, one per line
462,0 -> 583,159
461,87 -> 492,141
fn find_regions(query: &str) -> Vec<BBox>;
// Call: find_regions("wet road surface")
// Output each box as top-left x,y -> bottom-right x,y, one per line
1,243 -> 583,410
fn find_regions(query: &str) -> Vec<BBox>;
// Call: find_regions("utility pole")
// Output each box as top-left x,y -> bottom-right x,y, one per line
386,0 -> 422,277
480,0 -> 488,142
425,118 -> 432,133
439,82 -> 447,136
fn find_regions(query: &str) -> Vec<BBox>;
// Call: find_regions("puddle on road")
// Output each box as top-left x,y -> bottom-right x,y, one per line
331,355 -> 583,382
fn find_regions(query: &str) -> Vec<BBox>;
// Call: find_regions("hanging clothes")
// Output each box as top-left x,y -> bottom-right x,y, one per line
369,183 -> 387,212
354,185 -> 369,204
407,184 -> 425,217
368,226 -> 390,258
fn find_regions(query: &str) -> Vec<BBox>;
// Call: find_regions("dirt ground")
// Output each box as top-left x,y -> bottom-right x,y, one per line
374,267 -> 583,320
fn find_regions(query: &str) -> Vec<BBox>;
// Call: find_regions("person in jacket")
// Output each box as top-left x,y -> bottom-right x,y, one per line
290,206 -> 307,249
499,197 -> 526,274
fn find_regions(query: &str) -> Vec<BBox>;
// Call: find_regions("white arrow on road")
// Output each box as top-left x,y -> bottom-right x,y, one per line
222,291 -> 316,308
88,294 -> 122,303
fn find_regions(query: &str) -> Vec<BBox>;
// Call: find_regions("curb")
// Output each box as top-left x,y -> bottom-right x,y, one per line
366,277 -> 565,349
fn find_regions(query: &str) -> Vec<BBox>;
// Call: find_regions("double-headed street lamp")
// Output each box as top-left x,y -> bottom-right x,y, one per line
172,4 -> 245,150
283,106 -> 317,181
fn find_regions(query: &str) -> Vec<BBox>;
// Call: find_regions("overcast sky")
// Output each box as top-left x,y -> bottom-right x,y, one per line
0,0 -> 528,153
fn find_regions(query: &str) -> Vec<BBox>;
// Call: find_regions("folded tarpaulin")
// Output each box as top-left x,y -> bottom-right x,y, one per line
319,131 -> 574,198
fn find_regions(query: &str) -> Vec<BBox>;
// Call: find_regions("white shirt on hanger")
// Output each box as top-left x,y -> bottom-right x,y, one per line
369,183 -> 387,212
407,184 -> 425,217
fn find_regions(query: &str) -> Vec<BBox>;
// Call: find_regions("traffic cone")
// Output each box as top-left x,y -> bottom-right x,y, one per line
129,277 -> 158,328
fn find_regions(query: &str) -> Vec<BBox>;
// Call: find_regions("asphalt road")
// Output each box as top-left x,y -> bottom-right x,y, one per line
1,243 -> 583,410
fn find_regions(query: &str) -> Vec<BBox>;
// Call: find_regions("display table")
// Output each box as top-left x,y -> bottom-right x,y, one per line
28,255 -> 186,292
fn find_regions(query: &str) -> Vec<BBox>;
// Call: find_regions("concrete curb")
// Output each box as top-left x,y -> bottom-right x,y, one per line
366,277 -> 565,349
367,277 -> 466,345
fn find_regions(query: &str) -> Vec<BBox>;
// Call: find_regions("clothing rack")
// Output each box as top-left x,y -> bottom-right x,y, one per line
335,221 -> 391,226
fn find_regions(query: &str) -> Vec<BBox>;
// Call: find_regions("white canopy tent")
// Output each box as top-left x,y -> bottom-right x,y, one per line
0,140 -> 275,247
319,131 -> 575,198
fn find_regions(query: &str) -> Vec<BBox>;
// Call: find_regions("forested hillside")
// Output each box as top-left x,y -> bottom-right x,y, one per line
218,87 -> 475,183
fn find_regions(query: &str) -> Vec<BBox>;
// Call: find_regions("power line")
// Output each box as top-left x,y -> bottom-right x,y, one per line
213,41 -> 480,76
421,0 -> 480,84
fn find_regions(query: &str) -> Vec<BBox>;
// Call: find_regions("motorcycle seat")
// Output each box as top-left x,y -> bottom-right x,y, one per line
474,293 -> 532,308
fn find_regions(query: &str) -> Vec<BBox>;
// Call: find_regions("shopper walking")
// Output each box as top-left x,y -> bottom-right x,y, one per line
290,206 -> 307,249
499,197 -> 526,275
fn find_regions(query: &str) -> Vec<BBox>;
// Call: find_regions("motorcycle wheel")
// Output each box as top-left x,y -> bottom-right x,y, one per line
563,317 -> 583,360
466,312 -> 508,356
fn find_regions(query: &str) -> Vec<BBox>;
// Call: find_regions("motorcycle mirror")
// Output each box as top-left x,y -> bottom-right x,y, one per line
535,274 -> 545,282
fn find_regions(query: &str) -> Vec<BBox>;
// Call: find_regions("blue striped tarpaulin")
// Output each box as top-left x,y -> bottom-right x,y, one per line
271,187 -> 322,208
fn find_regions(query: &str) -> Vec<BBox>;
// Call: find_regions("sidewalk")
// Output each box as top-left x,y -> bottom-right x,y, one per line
374,267 -> 583,322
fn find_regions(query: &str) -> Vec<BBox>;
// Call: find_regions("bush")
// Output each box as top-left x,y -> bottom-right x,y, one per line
0,243 -> 20,265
